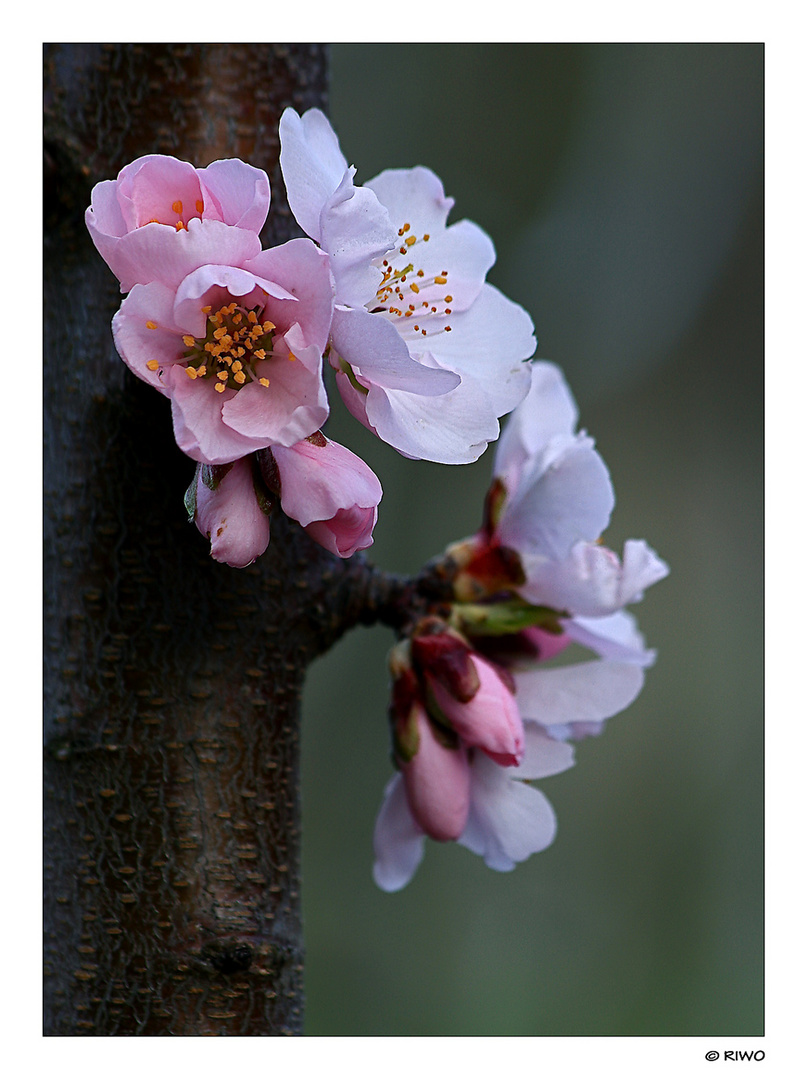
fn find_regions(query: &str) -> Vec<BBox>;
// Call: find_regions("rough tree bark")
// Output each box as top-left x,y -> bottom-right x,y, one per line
43,42 -> 397,1037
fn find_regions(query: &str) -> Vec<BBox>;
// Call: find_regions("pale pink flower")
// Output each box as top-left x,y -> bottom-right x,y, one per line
453,361 -> 668,618
269,432 -> 383,558
86,154 -> 271,292
191,458 -> 271,568
111,236 -> 334,465
280,107 -> 535,464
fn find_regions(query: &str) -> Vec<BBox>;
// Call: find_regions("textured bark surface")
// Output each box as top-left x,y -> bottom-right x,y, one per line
42,42 -> 362,1036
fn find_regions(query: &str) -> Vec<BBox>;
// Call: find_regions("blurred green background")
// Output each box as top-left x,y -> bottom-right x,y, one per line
300,44 -> 763,1035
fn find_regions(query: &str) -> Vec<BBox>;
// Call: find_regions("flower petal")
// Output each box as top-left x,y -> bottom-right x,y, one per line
417,283 -> 535,414
245,239 -> 336,355
514,659 -> 645,728
197,158 -> 271,233
330,307 -> 460,394
493,361 -> 580,491
499,437 -> 614,562
519,538 -> 669,617
279,107 -> 350,243
319,170 -> 397,307
167,368 -> 268,464
111,282 -> 186,393
510,721 -> 576,779
459,754 -> 558,871
220,344 -> 328,447
564,610 -> 657,667
365,166 -> 455,236
372,773 -> 426,893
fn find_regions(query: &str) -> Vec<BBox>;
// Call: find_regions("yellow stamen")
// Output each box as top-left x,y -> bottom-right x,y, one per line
175,221 -> 186,232
288,352 -> 297,362
248,311 -> 258,324
234,371 -> 246,384
172,200 -> 183,215
423,233 -> 430,241
185,367 -> 198,379
434,275 -> 448,285
216,371 -> 229,382
146,360 -> 160,371
262,321 -> 275,333
410,283 -> 420,293
195,199 -> 204,214
182,335 -> 196,347
214,382 -> 226,393
259,377 -> 270,388
253,349 -> 266,360
146,321 -> 158,330
405,235 -> 416,247
201,305 -> 212,314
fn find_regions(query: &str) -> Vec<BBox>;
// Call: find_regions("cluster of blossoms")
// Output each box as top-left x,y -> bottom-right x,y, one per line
86,109 -> 667,891
372,362 -> 668,889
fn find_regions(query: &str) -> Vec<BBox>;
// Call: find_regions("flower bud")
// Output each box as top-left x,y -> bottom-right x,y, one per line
427,654 -> 525,767
399,703 -> 471,842
271,433 -> 382,558
189,457 -> 271,567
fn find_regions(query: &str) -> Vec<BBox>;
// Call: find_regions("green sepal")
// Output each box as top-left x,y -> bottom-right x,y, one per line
183,465 -> 201,523
450,599 -> 568,637
200,462 -> 234,492
393,703 -> 421,764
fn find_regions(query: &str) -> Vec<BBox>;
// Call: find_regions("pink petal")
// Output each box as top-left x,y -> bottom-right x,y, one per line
167,368 -> 269,464
197,158 -> 271,233
111,282 -> 185,394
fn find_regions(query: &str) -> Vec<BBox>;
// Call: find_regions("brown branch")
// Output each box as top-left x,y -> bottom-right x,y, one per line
42,42 -> 409,1037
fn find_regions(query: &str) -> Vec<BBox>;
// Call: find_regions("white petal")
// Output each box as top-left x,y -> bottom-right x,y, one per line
514,660 -> 644,727
320,171 -> 397,307
565,610 -> 657,667
424,284 -> 535,413
279,107 -> 350,243
372,774 -> 426,892
330,307 -> 459,394
365,166 -> 454,235
364,365 -> 498,464
493,361 -> 580,490
511,721 -> 576,779
499,437 -> 614,562
459,755 -> 558,871
520,538 -> 669,617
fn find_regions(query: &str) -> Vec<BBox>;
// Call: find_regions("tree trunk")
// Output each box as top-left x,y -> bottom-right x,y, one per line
42,42 -> 354,1037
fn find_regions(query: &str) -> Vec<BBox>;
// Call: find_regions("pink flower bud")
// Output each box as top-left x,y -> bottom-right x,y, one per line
399,704 -> 471,842
193,457 -> 270,568
427,654 -> 525,768
271,434 -> 382,558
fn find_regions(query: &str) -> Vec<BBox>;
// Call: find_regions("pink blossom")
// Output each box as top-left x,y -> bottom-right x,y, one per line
269,433 -> 382,558
191,458 -> 270,568
280,107 -> 535,465
111,236 -> 334,465
86,154 -> 271,292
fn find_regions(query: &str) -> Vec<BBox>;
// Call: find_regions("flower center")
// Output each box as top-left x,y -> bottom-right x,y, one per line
178,302 -> 277,393
145,197 -> 205,232
370,222 -> 453,340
